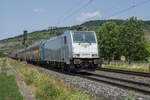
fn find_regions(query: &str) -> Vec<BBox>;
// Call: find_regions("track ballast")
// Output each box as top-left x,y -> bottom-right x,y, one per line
75,70 -> 150,95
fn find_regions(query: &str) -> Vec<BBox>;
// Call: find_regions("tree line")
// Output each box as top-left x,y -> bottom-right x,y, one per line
97,17 -> 150,64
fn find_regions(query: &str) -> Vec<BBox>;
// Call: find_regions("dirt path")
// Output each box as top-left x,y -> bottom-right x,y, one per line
7,63 -> 34,100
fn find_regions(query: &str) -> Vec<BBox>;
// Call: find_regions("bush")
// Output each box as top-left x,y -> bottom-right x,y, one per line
0,52 -> 5,57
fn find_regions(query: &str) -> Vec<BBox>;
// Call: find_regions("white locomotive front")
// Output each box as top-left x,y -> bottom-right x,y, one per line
43,30 -> 101,71
70,31 -> 100,70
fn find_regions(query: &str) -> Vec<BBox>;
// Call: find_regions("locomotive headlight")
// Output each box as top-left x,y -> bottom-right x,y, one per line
92,54 -> 98,57
73,54 -> 80,57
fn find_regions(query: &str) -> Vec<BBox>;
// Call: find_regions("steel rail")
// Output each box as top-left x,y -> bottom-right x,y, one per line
76,72 -> 150,95
98,68 -> 150,77
88,72 -> 150,87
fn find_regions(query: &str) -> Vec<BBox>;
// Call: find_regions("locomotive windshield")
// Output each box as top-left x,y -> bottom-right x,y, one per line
73,32 -> 96,43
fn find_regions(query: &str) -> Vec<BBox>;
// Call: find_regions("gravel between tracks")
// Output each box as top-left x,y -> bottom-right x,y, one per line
36,66 -> 150,100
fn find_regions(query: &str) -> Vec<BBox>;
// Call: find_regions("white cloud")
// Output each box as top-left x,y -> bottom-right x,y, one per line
77,11 -> 101,22
33,8 -> 45,13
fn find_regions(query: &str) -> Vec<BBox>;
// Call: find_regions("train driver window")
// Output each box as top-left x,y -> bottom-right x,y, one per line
64,36 -> 67,44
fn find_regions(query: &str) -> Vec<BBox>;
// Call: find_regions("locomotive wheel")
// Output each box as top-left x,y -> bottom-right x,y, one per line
64,64 -> 73,72
60,63 -> 65,72
68,63 -> 75,72
67,64 -> 71,72
64,64 -> 68,72
94,64 -> 98,68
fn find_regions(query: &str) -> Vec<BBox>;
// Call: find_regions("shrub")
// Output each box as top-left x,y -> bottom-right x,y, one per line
0,52 -> 5,57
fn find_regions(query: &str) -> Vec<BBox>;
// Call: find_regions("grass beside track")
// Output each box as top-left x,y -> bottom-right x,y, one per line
104,64 -> 149,73
0,58 -> 23,100
8,58 -> 93,100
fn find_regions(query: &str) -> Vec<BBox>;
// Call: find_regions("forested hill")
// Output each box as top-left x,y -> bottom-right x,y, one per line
0,19 -> 150,55
1,19 -> 150,42
81,20 -> 150,30
80,20 -> 150,38
81,20 -> 124,26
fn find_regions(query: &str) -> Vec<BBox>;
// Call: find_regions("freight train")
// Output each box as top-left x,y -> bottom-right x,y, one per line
15,30 -> 101,71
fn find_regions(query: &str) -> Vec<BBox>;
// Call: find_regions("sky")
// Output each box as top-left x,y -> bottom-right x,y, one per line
0,0 -> 150,40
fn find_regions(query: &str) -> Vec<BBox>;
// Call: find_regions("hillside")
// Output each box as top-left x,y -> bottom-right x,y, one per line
0,27 -> 70,55
81,20 -> 150,34
0,19 -> 150,55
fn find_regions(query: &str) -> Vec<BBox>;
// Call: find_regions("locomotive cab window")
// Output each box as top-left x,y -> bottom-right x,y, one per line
73,32 -> 96,43
64,36 -> 67,44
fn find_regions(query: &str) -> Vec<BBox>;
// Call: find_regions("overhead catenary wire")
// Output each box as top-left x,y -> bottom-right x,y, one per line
108,0 -> 150,19
56,0 -> 84,26
81,0 -> 123,21
57,0 -> 150,27
57,0 -> 94,26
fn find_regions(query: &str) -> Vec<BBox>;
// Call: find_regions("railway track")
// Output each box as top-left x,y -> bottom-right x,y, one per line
31,63 -> 150,95
31,63 -> 150,99
14,59 -> 150,95
76,72 -> 150,95
97,68 -> 150,77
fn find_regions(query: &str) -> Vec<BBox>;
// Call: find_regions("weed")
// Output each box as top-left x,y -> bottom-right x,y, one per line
124,91 -> 135,100
105,65 -> 149,72
9,58 -> 93,100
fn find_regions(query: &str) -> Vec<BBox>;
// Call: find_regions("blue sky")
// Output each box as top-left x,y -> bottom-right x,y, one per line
0,0 -> 150,40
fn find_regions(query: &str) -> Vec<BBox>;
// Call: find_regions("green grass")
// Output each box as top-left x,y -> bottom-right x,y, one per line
0,58 -> 23,100
104,65 -> 149,73
9,59 -> 93,100
0,73 -> 23,100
